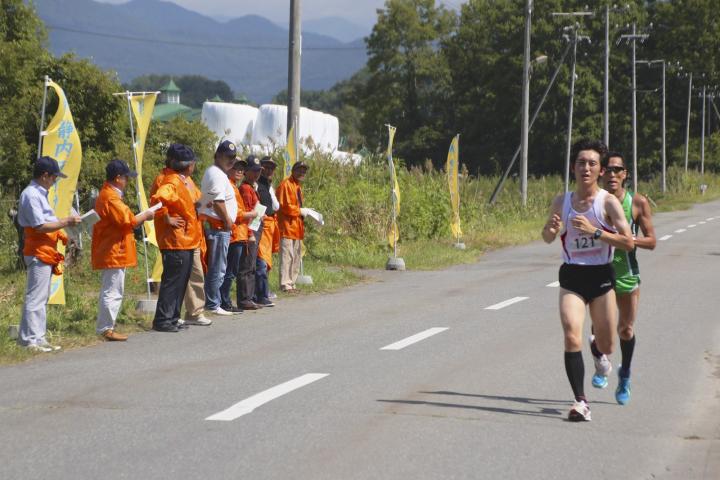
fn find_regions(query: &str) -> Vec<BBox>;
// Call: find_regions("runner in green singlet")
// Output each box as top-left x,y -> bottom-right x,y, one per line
590,152 -> 656,405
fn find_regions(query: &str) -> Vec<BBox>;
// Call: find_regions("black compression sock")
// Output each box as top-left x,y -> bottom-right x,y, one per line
590,338 -> 603,358
620,335 -> 636,377
564,351 -> 585,401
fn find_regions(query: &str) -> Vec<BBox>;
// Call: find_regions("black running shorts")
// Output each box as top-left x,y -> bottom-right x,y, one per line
559,263 -> 616,304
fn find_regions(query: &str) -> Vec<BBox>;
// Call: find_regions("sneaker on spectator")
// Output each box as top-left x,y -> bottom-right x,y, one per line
257,298 -> 275,307
207,306 -> 234,316
184,314 -> 212,326
25,344 -> 52,353
37,340 -> 61,351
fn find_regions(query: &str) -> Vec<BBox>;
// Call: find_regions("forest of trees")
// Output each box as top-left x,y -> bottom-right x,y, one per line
2,0 -> 719,190
282,0 -> 720,178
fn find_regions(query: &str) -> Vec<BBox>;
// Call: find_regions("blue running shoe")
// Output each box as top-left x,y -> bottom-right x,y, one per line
592,372 -> 608,389
615,373 -> 631,405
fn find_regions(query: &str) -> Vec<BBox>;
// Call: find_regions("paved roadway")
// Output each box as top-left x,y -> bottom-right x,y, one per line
1,200 -> 719,480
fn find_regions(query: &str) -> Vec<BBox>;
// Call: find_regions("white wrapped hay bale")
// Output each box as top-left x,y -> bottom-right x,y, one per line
201,102 -> 258,145
252,104 -> 340,153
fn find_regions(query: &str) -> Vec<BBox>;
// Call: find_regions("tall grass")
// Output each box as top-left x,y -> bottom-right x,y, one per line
0,152 -> 718,363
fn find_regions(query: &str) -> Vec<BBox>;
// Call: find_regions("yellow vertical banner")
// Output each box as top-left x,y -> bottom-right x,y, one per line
386,125 -> 400,247
42,80 -> 82,305
446,134 -> 462,239
284,124 -> 297,179
130,93 -> 158,246
128,93 -> 163,282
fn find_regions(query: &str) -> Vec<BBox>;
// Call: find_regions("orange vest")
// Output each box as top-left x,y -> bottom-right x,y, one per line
258,214 -> 277,269
91,182 -> 138,269
230,182 -> 249,243
277,176 -> 304,240
23,228 -> 67,275
151,172 -> 203,250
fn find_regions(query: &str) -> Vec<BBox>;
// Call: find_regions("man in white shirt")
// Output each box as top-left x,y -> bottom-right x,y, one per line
200,140 -> 238,315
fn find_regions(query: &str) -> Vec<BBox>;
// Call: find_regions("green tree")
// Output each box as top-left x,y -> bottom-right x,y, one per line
362,0 -> 456,165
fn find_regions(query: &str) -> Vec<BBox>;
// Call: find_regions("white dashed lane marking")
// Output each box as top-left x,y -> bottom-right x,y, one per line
675,229 -> 687,233
546,281 -> 560,288
659,235 -> 672,241
485,297 -> 529,310
699,221 -> 706,224
206,373 -> 329,421
688,224 -> 697,228
380,327 -> 449,351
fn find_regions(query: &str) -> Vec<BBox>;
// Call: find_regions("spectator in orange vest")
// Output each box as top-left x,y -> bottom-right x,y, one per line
149,159 -> 209,326
277,161 -> 309,292
220,159 -> 258,312
17,156 -> 81,352
92,160 -> 156,341
150,144 -> 204,332
237,155 -> 265,310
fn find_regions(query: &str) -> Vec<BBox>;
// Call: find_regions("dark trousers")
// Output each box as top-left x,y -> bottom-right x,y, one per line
220,241 -> 244,308
238,239 -> 258,303
153,249 -> 193,328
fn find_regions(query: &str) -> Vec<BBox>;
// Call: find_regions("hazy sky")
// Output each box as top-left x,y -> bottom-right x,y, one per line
96,0 -> 391,27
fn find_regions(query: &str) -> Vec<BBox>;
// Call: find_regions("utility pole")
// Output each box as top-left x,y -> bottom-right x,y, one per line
619,23 -> 649,193
701,85 -> 706,176
684,72 -> 693,172
287,0 -> 302,135
604,3 -> 610,146
552,10 -> 592,192
636,59 -> 666,192
519,0 -> 532,207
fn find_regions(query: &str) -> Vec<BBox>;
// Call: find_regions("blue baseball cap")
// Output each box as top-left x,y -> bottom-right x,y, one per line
216,140 -> 237,157
106,159 -> 137,180
245,155 -> 262,172
34,156 -> 67,178
166,143 -> 196,163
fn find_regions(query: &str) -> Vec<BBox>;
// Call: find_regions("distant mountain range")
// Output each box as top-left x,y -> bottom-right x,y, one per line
34,0 -> 368,103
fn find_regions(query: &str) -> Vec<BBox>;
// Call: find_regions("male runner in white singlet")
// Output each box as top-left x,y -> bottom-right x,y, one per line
542,140 -> 634,422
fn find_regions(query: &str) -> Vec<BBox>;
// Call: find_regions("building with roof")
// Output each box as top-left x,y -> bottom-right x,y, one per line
152,79 -> 201,122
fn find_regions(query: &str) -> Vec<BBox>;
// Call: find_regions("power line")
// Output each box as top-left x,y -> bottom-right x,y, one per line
46,24 -> 367,51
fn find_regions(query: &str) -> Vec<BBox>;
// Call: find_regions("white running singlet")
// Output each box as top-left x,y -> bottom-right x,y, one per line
560,189 -> 615,265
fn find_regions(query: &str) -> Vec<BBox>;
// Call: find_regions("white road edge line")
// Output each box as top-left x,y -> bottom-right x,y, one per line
206,373 -> 329,421
485,296 -> 529,310
546,281 -> 560,288
380,327 -> 449,351
675,229 -> 687,233
688,224 -> 697,228
659,234 -> 672,241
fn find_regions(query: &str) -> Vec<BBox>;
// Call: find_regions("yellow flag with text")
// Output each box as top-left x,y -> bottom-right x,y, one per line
284,124 -> 297,179
446,135 -> 462,239
43,80 -> 82,305
129,94 -> 162,282
386,125 -> 400,247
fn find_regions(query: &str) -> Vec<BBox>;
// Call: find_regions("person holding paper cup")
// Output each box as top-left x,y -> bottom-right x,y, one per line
237,155 -> 266,310
92,159 -> 157,341
150,145 -> 203,332
277,161 -> 311,292
17,156 -> 81,352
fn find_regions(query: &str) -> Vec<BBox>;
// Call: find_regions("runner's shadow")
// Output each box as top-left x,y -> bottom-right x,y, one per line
377,398 -> 562,420
420,390 -> 615,406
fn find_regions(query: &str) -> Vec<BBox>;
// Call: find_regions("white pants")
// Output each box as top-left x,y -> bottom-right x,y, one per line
279,238 -> 302,290
19,256 -> 53,346
96,268 -> 125,334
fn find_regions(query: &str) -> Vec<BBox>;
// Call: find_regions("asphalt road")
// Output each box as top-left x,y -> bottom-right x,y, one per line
1,200 -> 719,480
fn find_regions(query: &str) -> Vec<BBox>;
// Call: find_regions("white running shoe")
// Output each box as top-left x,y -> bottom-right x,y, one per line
25,344 -> 52,353
568,400 -> 591,422
184,314 -> 212,326
207,307 -> 233,316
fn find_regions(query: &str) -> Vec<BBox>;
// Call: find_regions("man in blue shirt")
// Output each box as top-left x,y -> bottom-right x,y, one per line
17,156 -> 81,352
